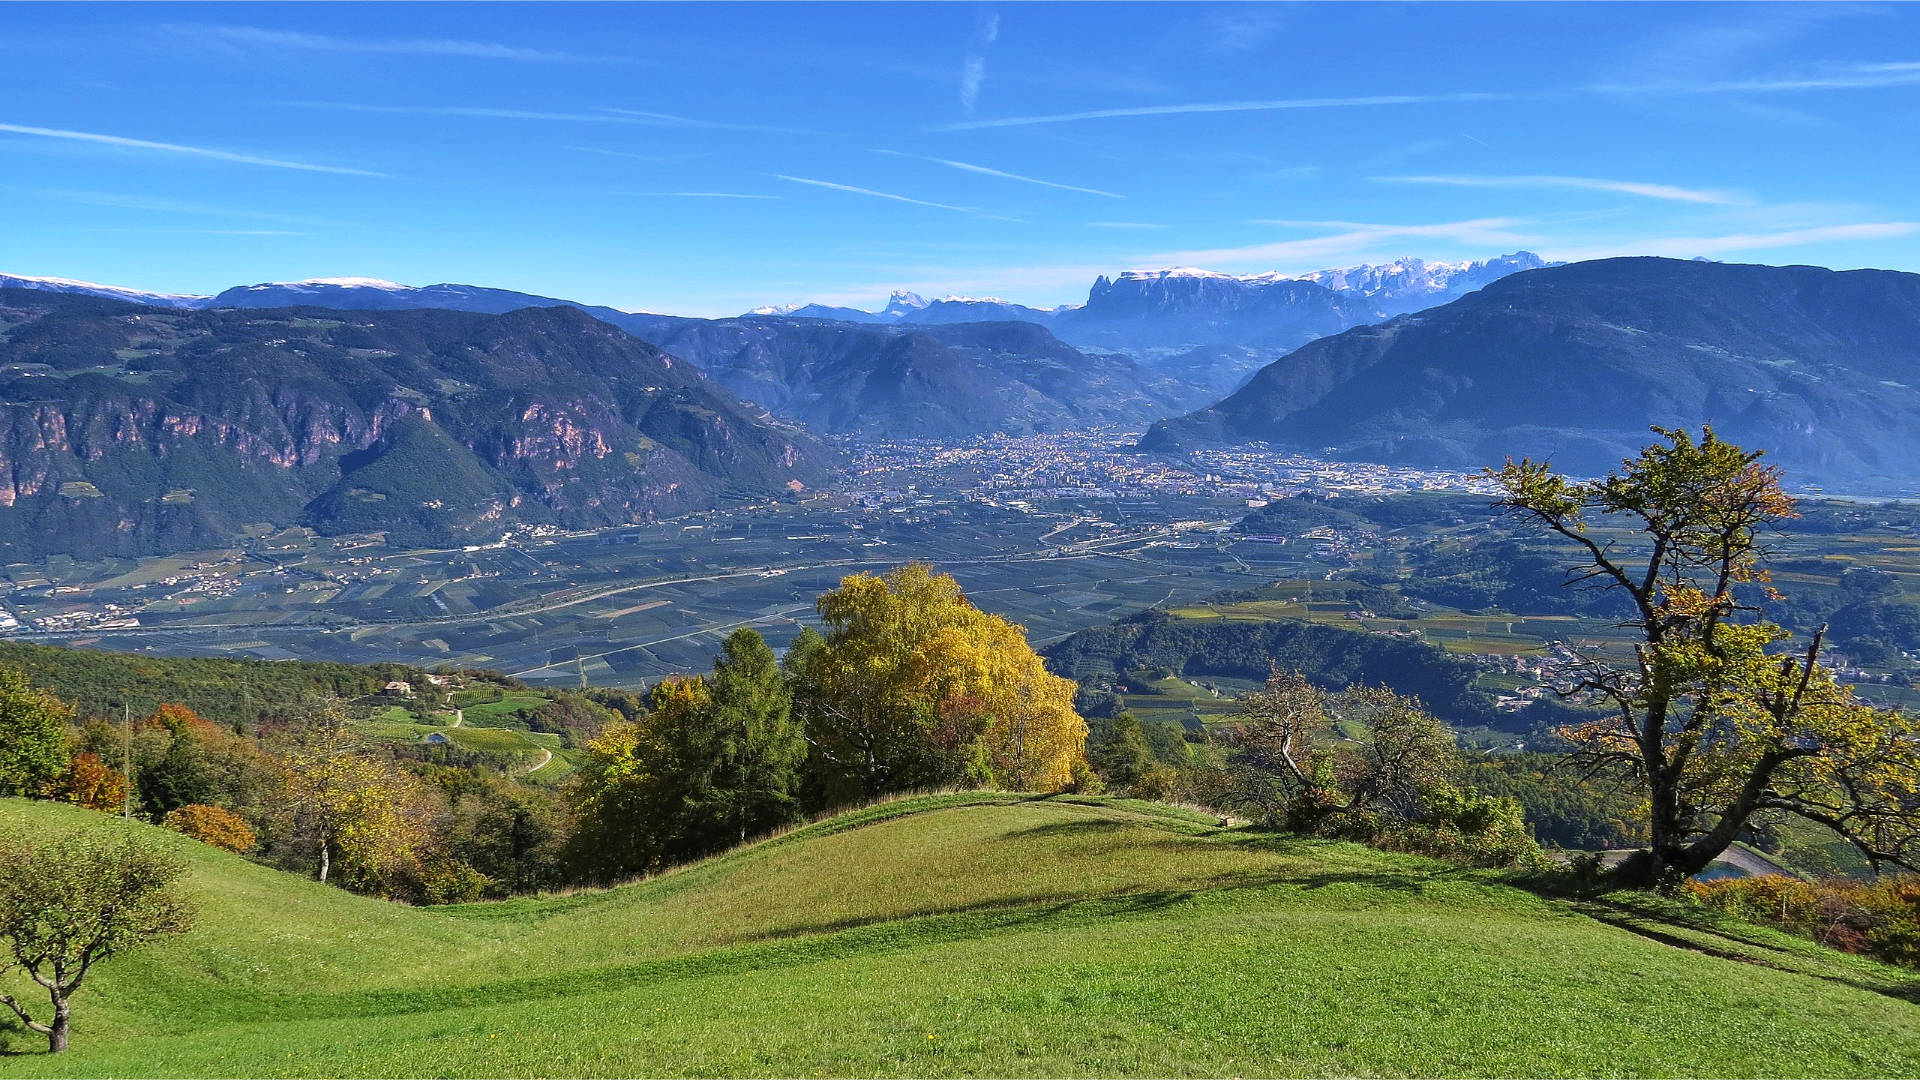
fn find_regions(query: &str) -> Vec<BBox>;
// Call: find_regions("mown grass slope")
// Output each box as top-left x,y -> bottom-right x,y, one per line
3,795 -> 1918,1078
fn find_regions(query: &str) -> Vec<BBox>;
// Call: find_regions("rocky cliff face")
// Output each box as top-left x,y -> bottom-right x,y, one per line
0,291 -> 834,557
1055,270 -> 1381,353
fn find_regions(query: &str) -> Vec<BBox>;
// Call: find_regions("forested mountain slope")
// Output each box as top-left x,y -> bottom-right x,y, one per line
1143,258 -> 1920,493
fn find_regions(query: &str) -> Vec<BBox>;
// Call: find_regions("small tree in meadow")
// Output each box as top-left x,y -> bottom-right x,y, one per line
276,698 -> 425,888
1229,669 -> 1458,830
0,830 -> 194,1053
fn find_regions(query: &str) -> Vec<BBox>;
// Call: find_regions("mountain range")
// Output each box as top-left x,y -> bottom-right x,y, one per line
8,253 -> 1920,512
0,289 -> 830,558
741,253 -> 1554,328
1,253 -> 1556,430
1142,257 -> 1920,494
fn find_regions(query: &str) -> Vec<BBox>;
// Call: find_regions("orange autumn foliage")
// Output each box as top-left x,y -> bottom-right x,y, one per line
146,703 -> 217,736
62,752 -> 128,813
164,804 -> 257,853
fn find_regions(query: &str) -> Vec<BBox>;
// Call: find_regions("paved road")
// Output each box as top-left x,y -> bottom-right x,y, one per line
1712,844 -> 1795,878
1591,845 -> 1797,879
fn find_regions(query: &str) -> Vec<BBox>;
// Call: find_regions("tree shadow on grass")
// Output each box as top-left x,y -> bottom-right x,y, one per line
167,878 -> 1304,1028
1570,895 -> 1920,1006
168,861 -> 1500,1032
998,817 -> 1225,854
1001,818 -> 1144,840
0,1016 -> 35,1058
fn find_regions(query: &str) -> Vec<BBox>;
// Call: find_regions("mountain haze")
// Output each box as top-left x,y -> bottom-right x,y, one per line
619,315 -> 1184,436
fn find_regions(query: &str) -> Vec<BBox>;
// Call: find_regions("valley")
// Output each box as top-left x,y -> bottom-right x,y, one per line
6,428 -> 1914,734
0,430 -> 1384,681
7,6 -> 1920,1076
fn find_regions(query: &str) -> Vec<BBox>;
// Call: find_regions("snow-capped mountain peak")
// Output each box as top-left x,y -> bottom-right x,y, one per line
936,294 -> 1012,305
1112,267 -> 1237,283
242,277 -> 411,292
1292,252 -> 1553,300
0,271 -> 206,308
879,290 -> 930,318
1101,252 -> 1552,299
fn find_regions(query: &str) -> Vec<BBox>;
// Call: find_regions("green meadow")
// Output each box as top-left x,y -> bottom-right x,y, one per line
4,794 -> 1918,1078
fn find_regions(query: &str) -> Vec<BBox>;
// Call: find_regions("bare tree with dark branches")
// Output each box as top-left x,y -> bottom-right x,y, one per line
1226,668 -> 1456,830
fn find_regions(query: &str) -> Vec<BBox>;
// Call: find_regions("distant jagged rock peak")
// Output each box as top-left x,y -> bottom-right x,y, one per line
879,290 -> 930,317
745,251 -> 1558,318
1104,252 -> 1556,296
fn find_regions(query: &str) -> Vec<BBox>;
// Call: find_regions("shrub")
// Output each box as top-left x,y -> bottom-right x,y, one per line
1065,759 -> 1105,795
1688,874 -> 1920,967
164,804 -> 257,853
1375,786 -> 1552,871
61,752 -> 128,813
407,857 -> 491,905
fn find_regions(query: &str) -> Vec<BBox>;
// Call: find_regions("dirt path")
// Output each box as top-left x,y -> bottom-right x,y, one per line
525,748 -> 554,774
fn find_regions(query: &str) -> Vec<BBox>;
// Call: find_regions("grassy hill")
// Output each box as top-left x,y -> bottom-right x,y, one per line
4,795 -> 1919,1077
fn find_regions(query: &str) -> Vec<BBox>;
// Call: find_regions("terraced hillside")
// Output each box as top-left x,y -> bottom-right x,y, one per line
3,795 -> 1917,1077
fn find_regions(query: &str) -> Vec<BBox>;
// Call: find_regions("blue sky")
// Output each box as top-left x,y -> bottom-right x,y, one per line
2,1 -> 1917,316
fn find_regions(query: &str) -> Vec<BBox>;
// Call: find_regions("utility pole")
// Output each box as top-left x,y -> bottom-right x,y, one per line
121,701 -> 132,821
1013,682 -> 1031,791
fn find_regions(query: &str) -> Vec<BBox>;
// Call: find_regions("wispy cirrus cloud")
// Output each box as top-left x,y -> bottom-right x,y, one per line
4,185 -> 323,223
0,122 -> 386,177
178,24 -> 618,63
960,8 -> 1000,116
1200,7 -> 1287,53
1162,217 -> 1539,270
279,102 -> 633,124
932,91 -> 1510,131
1377,174 -> 1749,206
88,227 -> 311,236
775,175 -> 994,217
566,146 -> 712,164
936,59 -> 1920,133
1548,221 -> 1920,262
595,107 -> 814,134
276,102 -> 812,134
872,150 -> 1122,198
1590,61 -> 1920,95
